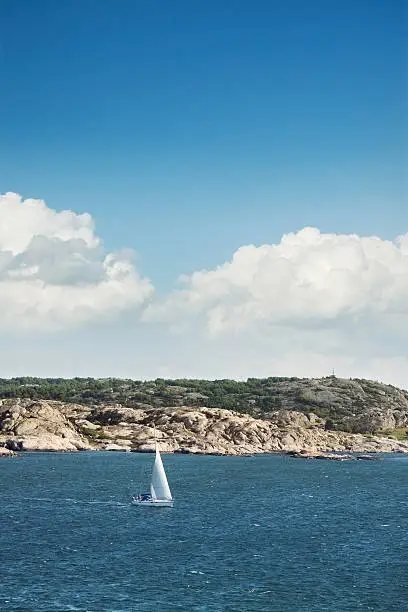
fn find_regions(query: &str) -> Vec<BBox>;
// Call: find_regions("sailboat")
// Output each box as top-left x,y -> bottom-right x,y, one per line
132,436 -> 173,507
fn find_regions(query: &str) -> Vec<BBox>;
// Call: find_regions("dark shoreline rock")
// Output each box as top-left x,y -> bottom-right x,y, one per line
356,454 -> 381,461
287,450 -> 355,461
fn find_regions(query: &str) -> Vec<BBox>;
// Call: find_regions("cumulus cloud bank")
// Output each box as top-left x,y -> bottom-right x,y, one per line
0,193 -> 153,330
145,226 -> 408,336
1,196 -> 408,385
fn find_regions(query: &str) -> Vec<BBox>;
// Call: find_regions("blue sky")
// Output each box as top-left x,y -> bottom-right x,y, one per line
1,0 -> 407,383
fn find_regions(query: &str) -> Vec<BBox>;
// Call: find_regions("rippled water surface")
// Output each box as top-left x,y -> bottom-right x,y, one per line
1,452 -> 407,611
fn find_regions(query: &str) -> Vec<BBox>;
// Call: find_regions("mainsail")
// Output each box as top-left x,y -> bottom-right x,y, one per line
150,448 -> 172,501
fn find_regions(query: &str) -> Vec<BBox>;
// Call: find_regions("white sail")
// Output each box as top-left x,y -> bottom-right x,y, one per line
150,448 -> 172,501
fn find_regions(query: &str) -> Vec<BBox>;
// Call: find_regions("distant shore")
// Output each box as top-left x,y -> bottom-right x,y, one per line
1,395 -> 408,458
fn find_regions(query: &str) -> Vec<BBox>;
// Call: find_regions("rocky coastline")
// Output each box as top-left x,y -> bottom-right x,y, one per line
0,445 -> 19,458
1,397 -> 407,458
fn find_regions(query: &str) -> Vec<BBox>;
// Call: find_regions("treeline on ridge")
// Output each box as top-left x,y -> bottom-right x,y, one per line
0,375 -> 405,434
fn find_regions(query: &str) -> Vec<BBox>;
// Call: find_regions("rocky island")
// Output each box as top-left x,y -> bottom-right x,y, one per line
0,375 -> 408,457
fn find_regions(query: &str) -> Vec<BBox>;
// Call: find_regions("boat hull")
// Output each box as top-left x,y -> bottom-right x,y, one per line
131,498 -> 173,507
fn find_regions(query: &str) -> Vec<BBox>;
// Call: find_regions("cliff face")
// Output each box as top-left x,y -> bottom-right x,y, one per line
0,399 -> 90,452
1,398 -> 407,455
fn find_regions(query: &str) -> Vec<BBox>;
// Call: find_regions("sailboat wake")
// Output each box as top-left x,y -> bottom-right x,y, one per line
15,496 -> 128,507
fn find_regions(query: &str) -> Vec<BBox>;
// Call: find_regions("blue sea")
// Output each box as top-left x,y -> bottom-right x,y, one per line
1,452 -> 407,611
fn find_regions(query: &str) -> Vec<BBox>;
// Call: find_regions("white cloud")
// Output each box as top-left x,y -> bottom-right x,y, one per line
0,192 -> 153,330
145,226 -> 408,336
141,226 -> 408,388
2,197 -> 408,389
0,192 -> 98,254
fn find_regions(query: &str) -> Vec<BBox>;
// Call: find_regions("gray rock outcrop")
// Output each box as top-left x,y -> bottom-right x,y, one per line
0,399 -> 90,452
1,398 -> 406,455
0,446 -> 18,457
274,377 -> 408,434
